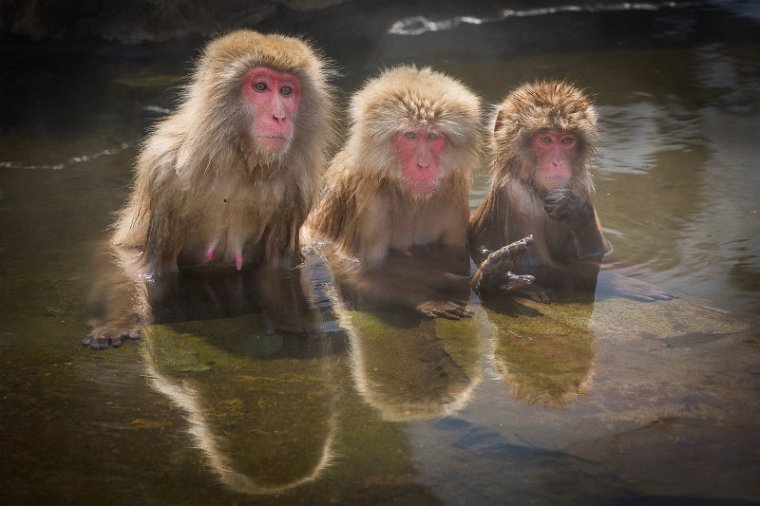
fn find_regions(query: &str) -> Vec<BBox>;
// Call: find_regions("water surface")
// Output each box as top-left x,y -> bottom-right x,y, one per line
1,1 -> 759,504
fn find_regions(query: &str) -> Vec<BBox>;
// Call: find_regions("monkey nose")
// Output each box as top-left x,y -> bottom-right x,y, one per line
417,155 -> 432,169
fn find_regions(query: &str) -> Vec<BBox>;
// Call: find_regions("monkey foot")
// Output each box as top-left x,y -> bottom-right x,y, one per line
417,300 -> 473,320
83,325 -> 142,350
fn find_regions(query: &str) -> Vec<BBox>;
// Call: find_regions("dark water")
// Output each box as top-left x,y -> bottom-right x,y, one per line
1,1 -> 759,505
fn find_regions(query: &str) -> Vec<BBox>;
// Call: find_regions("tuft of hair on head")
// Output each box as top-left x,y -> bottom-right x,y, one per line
344,65 -> 483,179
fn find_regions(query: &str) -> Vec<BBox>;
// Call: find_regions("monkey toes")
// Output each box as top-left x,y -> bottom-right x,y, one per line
83,325 -> 142,350
416,300 -> 473,320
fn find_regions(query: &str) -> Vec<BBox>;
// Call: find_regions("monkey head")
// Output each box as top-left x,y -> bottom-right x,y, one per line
491,80 -> 598,196
345,66 -> 481,198
181,30 -> 333,166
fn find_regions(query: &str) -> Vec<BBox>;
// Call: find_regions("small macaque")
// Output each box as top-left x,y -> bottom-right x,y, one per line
84,30 -> 333,349
306,66 -> 532,319
469,80 -> 673,302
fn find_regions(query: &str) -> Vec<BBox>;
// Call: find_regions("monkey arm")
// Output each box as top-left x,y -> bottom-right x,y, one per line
84,244 -> 152,349
468,182 -> 510,265
471,235 -> 535,290
140,178 -> 188,273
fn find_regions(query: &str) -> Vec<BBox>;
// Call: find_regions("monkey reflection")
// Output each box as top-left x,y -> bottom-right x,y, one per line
328,284 -> 482,422
141,314 -> 338,495
484,295 -> 595,408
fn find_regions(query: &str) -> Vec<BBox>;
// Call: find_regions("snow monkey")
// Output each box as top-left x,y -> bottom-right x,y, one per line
84,30 -> 333,349
307,66 -> 532,319
470,80 -> 673,302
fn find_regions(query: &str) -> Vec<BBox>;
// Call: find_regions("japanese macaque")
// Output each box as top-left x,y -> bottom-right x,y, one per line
84,30 -> 333,349
469,80 -> 673,302
306,66 -> 532,319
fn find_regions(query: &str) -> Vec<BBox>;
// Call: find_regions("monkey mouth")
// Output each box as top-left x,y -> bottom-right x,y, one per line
257,135 -> 288,144
256,135 -> 290,153
404,177 -> 439,196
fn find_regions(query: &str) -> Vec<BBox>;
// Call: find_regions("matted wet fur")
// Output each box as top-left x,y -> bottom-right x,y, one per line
307,65 -> 481,267
113,29 -> 334,270
469,80 -> 606,296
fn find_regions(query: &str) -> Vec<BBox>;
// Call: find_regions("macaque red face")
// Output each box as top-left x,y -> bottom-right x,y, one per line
394,129 -> 446,196
242,67 -> 302,154
531,129 -> 577,190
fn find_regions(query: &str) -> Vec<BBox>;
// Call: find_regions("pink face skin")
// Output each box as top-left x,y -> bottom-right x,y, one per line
242,67 -> 301,154
531,129 -> 577,190
394,129 -> 446,196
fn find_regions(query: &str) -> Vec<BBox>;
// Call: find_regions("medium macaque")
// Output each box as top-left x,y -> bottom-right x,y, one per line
84,30 -> 333,349
307,66 -> 531,318
470,80 -> 672,302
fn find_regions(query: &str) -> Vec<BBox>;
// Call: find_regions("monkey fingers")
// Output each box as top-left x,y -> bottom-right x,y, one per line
416,300 -> 473,320
501,273 -> 535,292
544,188 -> 593,225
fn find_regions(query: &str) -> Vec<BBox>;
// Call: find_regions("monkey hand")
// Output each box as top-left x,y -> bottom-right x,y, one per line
417,300 -> 473,320
472,235 -> 534,288
83,318 -> 143,350
544,189 -> 594,228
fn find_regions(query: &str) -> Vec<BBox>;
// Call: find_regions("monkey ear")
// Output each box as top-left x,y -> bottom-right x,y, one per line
494,111 -> 505,133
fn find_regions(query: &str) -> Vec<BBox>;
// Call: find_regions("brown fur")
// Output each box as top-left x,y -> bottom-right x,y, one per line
307,65 -> 481,267
84,30 -> 333,349
113,29 -> 334,271
469,80 -> 605,292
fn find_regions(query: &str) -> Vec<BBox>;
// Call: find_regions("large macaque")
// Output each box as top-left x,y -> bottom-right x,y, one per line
470,80 -> 672,302
307,66 -> 532,318
84,30 -> 333,349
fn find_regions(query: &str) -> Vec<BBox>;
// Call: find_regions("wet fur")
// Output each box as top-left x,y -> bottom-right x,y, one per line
113,30 -> 334,271
308,66 -> 481,267
469,80 -> 605,289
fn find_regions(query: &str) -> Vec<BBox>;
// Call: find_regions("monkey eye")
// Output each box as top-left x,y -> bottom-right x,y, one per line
403,131 -> 417,139
253,82 -> 268,92
539,135 -> 553,144
280,86 -> 293,96
560,135 -> 576,145
427,132 -> 442,140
